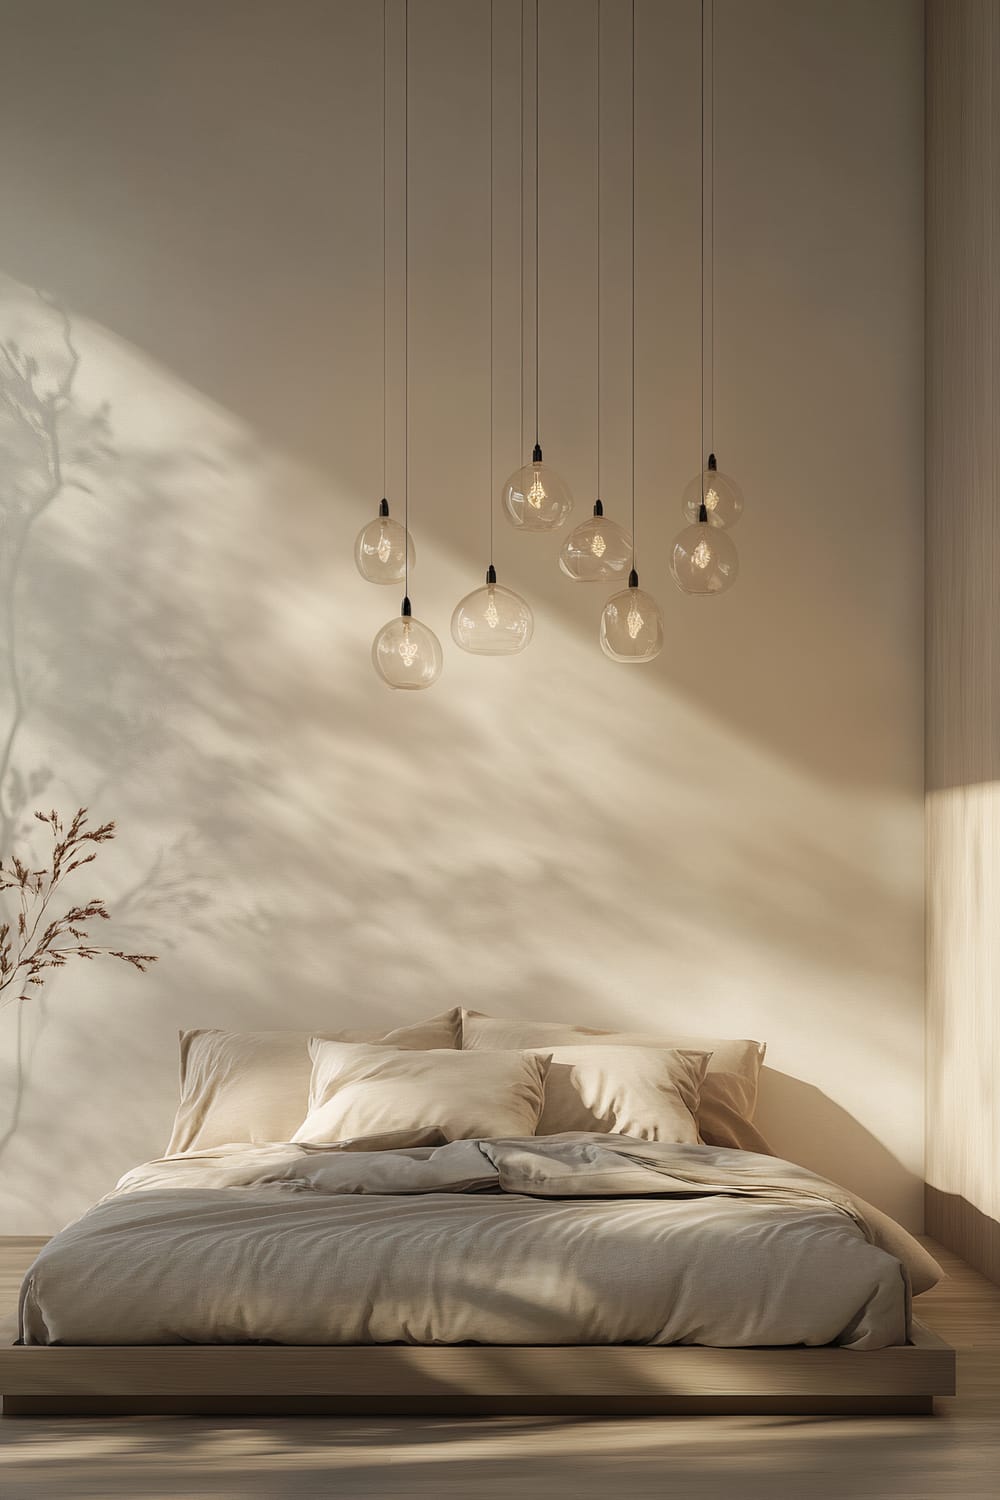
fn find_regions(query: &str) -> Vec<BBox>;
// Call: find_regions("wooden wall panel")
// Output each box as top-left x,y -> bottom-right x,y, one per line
925,0 -> 1000,1284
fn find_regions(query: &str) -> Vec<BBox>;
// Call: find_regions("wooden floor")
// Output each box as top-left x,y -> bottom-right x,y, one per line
0,1237 -> 997,1499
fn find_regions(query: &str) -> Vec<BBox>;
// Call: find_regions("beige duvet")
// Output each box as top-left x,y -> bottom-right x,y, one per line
18,1136 -> 941,1351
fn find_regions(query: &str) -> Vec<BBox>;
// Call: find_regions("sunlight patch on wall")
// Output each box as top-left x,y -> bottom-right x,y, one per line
926,781 -> 1000,1223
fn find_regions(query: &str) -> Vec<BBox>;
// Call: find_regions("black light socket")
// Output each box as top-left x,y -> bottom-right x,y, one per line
486,564 -> 497,585
379,497 -> 390,517
707,453 -> 717,472
628,568 -> 639,589
594,499 -> 604,517
532,442 -> 543,464
401,596 -> 412,617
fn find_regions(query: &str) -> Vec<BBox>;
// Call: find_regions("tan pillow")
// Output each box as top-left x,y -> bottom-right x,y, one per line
462,1011 -> 769,1153
534,1044 -> 708,1142
292,1041 -> 550,1144
166,1009 -> 461,1154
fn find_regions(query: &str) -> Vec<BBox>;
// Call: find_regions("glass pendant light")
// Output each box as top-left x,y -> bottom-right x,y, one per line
454,3 -> 533,657
373,597 -> 443,688
670,503 -> 739,594
672,0 -> 743,584
601,0 -> 662,664
560,500 -> 632,581
560,40 -> 630,584
601,567 -> 663,662
453,566 -> 533,655
681,453 -> 743,528
503,0 -> 572,531
372,0 -> 441,690
503,446 -> 572,530
355,499 -> 414,583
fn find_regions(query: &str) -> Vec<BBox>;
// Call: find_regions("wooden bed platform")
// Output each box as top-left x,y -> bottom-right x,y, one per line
0,1323 -> 955,1417
0,1239 -> 957,1417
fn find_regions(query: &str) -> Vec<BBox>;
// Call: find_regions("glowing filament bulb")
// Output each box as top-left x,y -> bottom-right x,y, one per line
704,487 -> 719,514
397,623 -> 419,666
692,538 -> 713,570
376,525 -> 393,564
527,470 -> 547,508
590,532 -> 607,558
484,589 -> 500,628
627,604 -> 644,639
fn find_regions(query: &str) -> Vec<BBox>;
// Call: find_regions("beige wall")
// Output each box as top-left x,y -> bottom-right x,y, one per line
925,0 -> 1000,1281
0,0 -> 924,1234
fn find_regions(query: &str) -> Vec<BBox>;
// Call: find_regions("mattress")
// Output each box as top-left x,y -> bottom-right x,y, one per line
17,1135 -> 941,1350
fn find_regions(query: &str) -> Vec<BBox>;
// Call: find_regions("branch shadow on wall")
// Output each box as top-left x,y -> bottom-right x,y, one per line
0,287 -> 217,1167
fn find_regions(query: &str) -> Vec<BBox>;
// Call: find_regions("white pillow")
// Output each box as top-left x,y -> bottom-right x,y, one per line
462,1011 -> 769,1152
166,1010 -> 461,1154
293,1040 -> 550,1144
534,1044 -> 709,1142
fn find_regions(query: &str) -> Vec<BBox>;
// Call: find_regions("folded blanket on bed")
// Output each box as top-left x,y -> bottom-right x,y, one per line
18,1135 -> 941,1351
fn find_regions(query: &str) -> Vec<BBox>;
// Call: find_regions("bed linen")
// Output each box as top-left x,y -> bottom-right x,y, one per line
17,1135 -> 941,1351
461,1011 -> 770,1152
525,1044 -> 709,1141
292,1041 -> 551,1143
166,1009 -> 462,1155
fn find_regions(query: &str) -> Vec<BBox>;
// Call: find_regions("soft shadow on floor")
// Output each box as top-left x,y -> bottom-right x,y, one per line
0,1408 -> 997,1500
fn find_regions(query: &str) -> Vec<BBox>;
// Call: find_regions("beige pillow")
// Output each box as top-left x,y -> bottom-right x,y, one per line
292,1041 -> 550,1144
534,1044 -> 708,1142
166,1009 -> 461,1154
462,1011 -> 769,1153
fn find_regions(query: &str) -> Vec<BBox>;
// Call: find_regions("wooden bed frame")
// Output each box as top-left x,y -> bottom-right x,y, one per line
0,1323 -> 955,1417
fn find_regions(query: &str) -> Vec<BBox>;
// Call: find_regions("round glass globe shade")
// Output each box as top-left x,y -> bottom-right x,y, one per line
355,515 -> 414,583
681,466 -> 744,528
559,515 -> 632,582
503,460 -> 573,531
451,582 -> 533,655
600,585 -> 664,663
670,523 -> 739,595
371,613 -> 442,689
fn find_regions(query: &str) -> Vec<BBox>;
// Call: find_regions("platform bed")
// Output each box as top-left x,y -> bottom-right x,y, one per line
0,1323 -> 955,1418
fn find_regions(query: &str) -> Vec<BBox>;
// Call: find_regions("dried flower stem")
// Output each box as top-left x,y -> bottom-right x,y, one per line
0,808 -> 156,1007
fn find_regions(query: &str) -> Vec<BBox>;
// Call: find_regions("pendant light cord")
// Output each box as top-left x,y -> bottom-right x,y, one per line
488,0 -> 494,569
534,0 -> 540,449
382,0 -> 388,505
403,0 -> 410,603
709,0 -> 714,459
595,0 -> 601,504
699,0 -> 705,503
630,0 -> 636,568
519,0 -> 524,461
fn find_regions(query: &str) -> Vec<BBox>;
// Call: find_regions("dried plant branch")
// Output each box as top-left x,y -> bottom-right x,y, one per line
0,808 -> 156,1008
